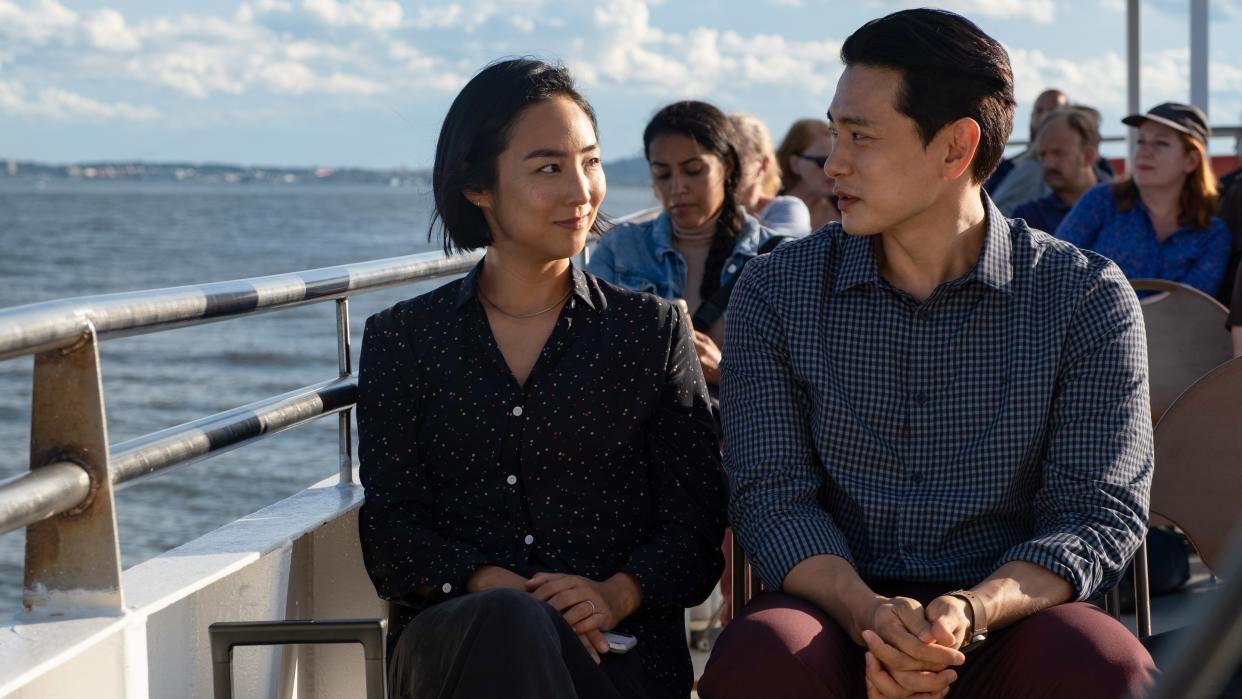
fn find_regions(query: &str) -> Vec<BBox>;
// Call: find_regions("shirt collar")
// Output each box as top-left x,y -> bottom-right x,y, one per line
454,257 -> 597,311
974,191 -> 1014,295
830,191 -> 1013,296
651,213 -> 678,258
831,225 -> 879,293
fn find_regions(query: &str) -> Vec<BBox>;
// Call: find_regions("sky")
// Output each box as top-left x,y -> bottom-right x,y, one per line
2,0 -> 1241,169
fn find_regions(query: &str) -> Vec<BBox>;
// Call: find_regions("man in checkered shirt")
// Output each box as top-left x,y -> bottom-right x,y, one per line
699,9 -> 1156,699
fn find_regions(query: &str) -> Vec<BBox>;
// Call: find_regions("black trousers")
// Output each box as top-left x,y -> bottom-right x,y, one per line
388,588 -> 653,698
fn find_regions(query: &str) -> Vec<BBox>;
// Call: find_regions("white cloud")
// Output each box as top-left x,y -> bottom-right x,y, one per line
134,13 -> 268,44
83,9 -> 141,52
253,61 -> 316,94
283,39 -> 353,61
0,78 -> 159,121
387,40 -> 467,89
562,2 -> 841,99
0,0 -> 78,44
256,0 -> 296,12
301,0 -> 403,31
128,46 -> 247,99
723,31 -> 841,93
3,0 -> 1239,161
254,61 -> 386,94
411,3 -> 464,28
1007,45 -> 1242,131
1009,47 -> 1128,109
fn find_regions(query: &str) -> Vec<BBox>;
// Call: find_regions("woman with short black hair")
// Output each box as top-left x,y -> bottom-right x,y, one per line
357,59 -> 726,698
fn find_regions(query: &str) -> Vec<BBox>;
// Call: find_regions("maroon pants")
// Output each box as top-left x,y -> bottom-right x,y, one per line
698,589 -> 1156,699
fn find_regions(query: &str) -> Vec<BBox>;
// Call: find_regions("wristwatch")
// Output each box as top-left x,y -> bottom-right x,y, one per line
946,590 -> 988,652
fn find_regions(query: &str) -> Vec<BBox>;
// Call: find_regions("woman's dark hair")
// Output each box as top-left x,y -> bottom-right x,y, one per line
430,58 -> 601,255
840,8 -> 1016,184
642,100 -> 743,300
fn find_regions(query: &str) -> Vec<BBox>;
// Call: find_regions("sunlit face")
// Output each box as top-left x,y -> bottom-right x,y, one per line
788,133 -> 836,198
1038,117 -> 1094,195
734,152 -> 767,212
825,65 -> 957,237
475,96 -> 605,261
1132,121 -> 1199,190
648,133 -> 730,231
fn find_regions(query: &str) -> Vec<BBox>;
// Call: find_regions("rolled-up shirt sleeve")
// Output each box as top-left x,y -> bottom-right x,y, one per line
720,257 -> 857,590
356,308 -> 491,608
998,260 -> 1153,599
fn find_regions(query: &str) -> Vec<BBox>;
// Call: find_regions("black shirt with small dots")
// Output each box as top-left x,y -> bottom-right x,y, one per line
357,261 -> 727,696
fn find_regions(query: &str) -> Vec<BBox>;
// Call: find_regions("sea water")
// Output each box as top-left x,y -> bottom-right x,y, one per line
0,179 -> 658,612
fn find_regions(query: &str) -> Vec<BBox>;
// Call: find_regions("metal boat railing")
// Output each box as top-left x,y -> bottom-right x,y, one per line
0,249 -> 481,612
1004,124 -> 1242,151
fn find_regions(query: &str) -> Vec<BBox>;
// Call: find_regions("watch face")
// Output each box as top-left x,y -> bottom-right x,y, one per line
961,633 -> 987,652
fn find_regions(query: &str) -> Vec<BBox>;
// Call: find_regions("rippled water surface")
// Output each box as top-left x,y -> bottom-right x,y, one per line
0,179 -> 656,612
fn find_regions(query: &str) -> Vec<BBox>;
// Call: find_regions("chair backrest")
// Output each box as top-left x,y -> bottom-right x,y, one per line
1131,278 -> 1232,424
1150,356 -> 1242,572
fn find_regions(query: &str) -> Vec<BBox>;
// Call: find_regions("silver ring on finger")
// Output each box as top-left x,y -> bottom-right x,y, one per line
585,599 -> 597,615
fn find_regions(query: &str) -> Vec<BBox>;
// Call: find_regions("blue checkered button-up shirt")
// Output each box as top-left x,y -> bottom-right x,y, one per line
721,196 -> 1153,600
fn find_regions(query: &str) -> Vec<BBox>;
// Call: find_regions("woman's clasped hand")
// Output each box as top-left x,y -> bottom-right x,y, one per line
465,566 -> 641,664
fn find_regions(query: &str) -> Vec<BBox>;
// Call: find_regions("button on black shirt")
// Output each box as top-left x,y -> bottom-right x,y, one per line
357,261 -> 727,696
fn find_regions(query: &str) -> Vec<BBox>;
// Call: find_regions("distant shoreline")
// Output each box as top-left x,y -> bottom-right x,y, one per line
0,156 -> 654,187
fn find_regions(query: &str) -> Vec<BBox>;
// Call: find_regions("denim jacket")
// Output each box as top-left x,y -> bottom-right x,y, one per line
586,211 -> 780,299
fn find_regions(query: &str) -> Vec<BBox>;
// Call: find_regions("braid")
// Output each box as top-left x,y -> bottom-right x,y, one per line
700,144 -> 744,302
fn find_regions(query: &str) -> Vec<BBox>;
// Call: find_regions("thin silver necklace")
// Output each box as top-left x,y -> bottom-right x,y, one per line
477,285 -> 572,319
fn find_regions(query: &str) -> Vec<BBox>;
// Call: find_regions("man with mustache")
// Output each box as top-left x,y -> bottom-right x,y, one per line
700,9 -> 1156,699
1013,108 -> 1103,234
986,88 -> 1067,214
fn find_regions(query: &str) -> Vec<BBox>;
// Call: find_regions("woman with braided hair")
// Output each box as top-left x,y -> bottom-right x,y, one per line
588,100 -> 783,386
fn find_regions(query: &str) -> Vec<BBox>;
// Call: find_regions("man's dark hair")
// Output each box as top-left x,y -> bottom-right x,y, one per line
840,9 -> 1016,183
430,58 -> 601,255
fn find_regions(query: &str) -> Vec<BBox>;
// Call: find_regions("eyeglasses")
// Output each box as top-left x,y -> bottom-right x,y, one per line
797,154 -> 829,168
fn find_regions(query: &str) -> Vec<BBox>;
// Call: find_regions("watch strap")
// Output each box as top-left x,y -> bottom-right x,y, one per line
947,589 -> 988,651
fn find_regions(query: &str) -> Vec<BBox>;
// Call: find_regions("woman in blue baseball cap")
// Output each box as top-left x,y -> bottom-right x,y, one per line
1055,102 -> 1230,295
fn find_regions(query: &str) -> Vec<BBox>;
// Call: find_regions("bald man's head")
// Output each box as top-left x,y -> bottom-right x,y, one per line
1029,89 -> 1069,140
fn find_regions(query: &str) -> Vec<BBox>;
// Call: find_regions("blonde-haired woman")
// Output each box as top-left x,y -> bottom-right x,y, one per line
1057,102 -> 1230,295
775,118 -> 841,230
729,113 -> 811,236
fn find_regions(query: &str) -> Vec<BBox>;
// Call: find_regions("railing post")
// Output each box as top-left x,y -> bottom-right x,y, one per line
335,298 -> 355,486
23,321 -> 123,612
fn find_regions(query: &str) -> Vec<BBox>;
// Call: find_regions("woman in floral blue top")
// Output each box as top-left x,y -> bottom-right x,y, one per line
1055,102 -> 1230,296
